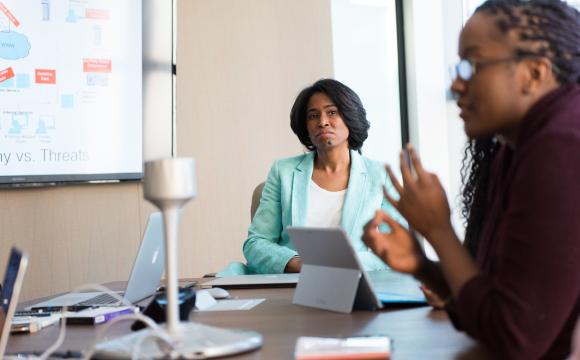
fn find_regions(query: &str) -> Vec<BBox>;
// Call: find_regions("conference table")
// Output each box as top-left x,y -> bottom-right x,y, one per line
8,280 -> 491,359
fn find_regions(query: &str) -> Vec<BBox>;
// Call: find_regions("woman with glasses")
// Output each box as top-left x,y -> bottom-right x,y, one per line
363,0 -> 580,358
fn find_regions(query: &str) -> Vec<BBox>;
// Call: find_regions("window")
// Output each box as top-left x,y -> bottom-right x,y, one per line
331,0 -> 402,166
567,0 -> 580,10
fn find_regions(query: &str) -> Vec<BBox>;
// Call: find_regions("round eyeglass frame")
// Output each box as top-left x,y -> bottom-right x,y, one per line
454,57 -> 523,82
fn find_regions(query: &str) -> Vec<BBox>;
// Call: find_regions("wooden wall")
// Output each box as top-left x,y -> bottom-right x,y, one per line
0,183 -> 154,300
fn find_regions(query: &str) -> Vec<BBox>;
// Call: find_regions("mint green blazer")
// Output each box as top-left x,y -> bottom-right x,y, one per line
240,150 -> 404,274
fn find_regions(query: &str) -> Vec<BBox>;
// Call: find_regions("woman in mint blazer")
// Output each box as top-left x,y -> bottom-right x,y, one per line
223,79 -> 403,275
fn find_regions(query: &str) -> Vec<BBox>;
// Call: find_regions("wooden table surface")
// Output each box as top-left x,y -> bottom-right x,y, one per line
8,284 -> 491,359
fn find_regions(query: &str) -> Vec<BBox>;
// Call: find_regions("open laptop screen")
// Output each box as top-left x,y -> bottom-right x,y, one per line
0,248 -> 29,357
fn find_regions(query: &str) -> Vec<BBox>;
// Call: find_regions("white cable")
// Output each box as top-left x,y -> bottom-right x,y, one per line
31,282 -> 185,359
83,312 -> 172,360
77,285 -> 180,359
36,283 -> 137,360
131,324 -> 175,360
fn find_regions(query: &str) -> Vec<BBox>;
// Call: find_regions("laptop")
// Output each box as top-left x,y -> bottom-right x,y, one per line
0,247 -> 29,357
29,212 -> 165,309
288,227 -> 426,313
202,274 -> 299,289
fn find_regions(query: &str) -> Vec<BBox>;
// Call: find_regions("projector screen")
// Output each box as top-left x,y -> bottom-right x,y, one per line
0,0 -> 143,184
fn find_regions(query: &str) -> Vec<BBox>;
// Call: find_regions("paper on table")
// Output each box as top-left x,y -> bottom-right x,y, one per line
196,299 -> 265,312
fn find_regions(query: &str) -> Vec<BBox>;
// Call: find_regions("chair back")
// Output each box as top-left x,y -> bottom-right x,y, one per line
251,182 -> 265,220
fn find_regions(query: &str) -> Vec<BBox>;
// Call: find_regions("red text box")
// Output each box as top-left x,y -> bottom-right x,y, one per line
35,69 -> 56,84
83,58 -> 112,73
0,2 -> 20,27
0,67 -> 14,83
85,8 -> 109,20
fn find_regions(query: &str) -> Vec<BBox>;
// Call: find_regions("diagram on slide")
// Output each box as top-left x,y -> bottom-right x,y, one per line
0,0 -> 142,177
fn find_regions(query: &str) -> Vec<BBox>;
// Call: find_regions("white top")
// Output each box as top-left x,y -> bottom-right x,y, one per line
305,180 -> 347,227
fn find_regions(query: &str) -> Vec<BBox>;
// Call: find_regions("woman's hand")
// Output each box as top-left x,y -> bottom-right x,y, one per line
382,145 -> 479,296
362,210 -> 427,276
385,145 -> 453,243
284,256 -> 302,273
420,284 -> 447,310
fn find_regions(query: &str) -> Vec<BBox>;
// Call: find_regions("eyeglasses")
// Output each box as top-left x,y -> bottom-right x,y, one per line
454,57 -> 523,82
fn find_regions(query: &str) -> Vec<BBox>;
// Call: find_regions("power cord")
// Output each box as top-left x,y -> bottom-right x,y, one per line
73,284 -> 181,359
15,283 -> 180,359
40,283 -> 171,359
36,283 -> 132,360
84,312 -> 173,360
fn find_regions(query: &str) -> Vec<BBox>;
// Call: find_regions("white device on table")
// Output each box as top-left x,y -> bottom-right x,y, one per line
29,212 -> 165,309
205,287 -> 230,299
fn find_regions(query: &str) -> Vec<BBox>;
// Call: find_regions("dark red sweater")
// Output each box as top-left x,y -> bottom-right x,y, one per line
448,85 -> 580,359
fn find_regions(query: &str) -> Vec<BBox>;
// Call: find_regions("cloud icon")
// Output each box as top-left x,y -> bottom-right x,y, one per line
0,31 -> 31,60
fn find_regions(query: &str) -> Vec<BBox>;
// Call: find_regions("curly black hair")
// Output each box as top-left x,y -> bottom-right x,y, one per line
461,0 -> 580,257
290,79 -> 370,153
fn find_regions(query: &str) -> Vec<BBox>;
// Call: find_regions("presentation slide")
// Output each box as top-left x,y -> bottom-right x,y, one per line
0,0 -> 142,182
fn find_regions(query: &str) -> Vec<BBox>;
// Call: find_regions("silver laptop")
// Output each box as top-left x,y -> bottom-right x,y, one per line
202,273 -> 299,289
29,212 -> 165,309
0,247 -> 29,358
288,227 -> 426,313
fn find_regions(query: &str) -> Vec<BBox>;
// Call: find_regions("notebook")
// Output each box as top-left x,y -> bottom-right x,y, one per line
288,227 -> 426,313
65,306 -> 138,325
367,270 -> 427,304
0,247 -> 29,357
29,212 -> 165,309
294,336 -> 391,360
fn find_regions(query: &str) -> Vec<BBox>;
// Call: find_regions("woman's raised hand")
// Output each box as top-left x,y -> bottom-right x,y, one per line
384,144 -> 453,241
362,210 -> 427,276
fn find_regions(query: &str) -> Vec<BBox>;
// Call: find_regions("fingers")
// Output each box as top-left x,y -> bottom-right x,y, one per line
385,165 -> 403,195
362,211 -> 383,249
420,286 -> 436,305
375,209 -> 401,232
419,284 -> 446,310
405,144 -> 424,176
363,210 -> 384,233
362,210 -> 394,245
363,208 -> 403,238
419,284 -> 432,295
382,185 -> 399,209
399,150 -> 414,187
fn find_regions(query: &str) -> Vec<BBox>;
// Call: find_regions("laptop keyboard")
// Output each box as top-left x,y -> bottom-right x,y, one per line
75,293 -> 122,306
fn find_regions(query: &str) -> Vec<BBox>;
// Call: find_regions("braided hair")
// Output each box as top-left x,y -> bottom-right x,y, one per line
477,0 -> 580,84
461,0 -> 580,257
